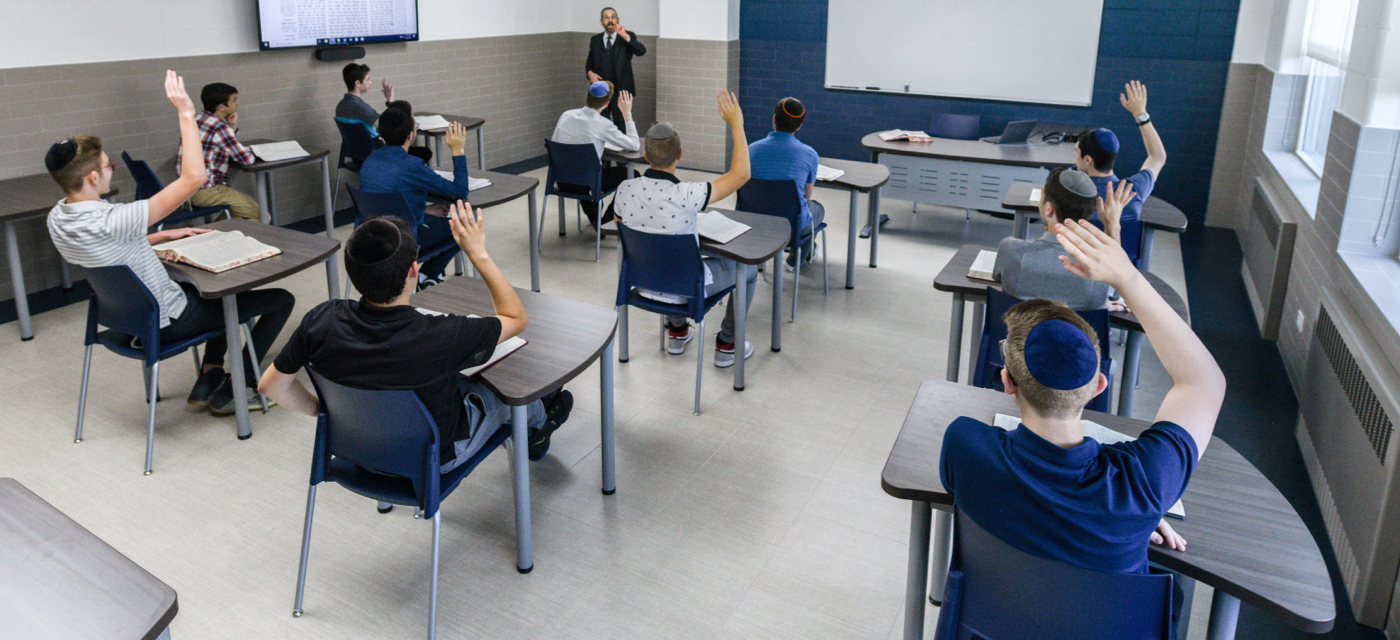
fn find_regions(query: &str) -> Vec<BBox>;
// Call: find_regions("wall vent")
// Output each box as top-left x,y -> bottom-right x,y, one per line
1240,177 -> 1297,340
1315,307 -> 1394,461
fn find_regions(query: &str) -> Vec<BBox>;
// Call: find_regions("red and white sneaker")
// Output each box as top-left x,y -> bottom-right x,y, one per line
667,324 -> 693,354
714,338 -> 754,368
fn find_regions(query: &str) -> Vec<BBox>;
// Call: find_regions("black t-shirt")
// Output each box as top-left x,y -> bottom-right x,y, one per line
273,300 -> 502,463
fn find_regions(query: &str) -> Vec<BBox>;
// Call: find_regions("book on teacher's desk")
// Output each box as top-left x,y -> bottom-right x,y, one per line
879,130 -> 935,143
155,230 -> 280,273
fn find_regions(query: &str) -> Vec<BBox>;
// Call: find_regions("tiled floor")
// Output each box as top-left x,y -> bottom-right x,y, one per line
2,166 -> 1200,639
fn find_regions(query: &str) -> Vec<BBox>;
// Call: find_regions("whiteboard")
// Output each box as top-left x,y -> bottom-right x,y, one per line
824,0 -> 1105,106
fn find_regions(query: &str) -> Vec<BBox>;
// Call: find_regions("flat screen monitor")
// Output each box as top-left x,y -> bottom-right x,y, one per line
257,0 -> 420,50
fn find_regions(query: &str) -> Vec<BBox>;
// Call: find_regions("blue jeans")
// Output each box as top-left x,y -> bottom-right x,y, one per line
441,379 -> 544,473
416,215 -> 461,281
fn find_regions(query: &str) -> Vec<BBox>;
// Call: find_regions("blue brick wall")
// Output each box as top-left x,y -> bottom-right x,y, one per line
740,0 -> 1239,222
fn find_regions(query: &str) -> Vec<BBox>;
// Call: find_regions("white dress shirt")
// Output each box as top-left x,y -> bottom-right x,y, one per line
551,107 -> 640,158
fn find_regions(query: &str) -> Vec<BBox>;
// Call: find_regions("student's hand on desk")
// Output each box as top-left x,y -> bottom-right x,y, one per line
445,122 -> 468,155
1106,299 -> 1130,313
1055,219 -> 1138,289
717,91 -> 743,128
381,78 -> 396,102
1121,80 -> 1148,118
448,200 -> 488,260
146,227 -> 210,245
1151,519 -> 1186,551
587,70 -> 602,83
165,71 -> 197,120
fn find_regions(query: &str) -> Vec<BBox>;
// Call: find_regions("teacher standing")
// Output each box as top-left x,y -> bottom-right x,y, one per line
586,7 -> 646,130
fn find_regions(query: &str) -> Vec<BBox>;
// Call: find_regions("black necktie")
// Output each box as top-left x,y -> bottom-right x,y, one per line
606,35 -> 613,50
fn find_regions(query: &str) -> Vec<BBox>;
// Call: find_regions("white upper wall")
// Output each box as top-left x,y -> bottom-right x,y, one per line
1232,0 -> 1279,64
568,0 -> 660,35
658,0 -> 740,41
1337,0 -> 1400,127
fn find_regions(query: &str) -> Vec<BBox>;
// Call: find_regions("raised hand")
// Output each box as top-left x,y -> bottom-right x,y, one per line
1096,178 -> 1135,241
616,24 -> 630,41
1055,219 -> 1137,288
1150,518 -> 1186,551
445,122 -> 468,155
447,200 -> 487,260
618,90 -> 634,118
717,91 -> 743,129
165,70 -> 196,120
381,78 -> 396,102
1120,80 -> 1148,117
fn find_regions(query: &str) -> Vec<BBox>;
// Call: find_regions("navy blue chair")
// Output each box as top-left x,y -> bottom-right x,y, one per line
293,369 -> 514,640
972,287 -> 1114,413
927,114 -> 982,140
333,118 -> 378,214
737,178 -> 829,321
1089,217 -> 1146,268
615,223 -> 734,415
73,266 -> 263,475
934,508 -> 1174,640
120,151 -> 229,230
543,139 -> 614,261
344,186 -> 466,296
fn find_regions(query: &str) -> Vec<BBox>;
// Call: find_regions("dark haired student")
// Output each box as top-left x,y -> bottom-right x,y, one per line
1076,80 -> 1167,224
258,203 -> 574,466
175,82 -> 260,221
335,63 -> 432,164
748,97 -> 823,267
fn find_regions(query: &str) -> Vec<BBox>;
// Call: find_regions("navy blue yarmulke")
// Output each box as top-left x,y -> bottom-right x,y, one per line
1094,128 -> 1120,154
1023,319 -> 1098,390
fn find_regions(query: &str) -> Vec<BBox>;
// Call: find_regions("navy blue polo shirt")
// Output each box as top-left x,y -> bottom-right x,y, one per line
1089,169 -> 1155,224
940,417 -> 1197,574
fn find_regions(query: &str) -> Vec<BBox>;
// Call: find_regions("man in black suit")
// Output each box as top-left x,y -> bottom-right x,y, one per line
586,7 -> 647,130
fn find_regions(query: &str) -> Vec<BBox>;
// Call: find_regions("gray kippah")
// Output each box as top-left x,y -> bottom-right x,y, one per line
1059,170 -> 1098,198
646,122 -> 677,140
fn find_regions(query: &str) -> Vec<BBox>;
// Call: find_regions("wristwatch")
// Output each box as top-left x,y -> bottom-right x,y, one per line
1135,112 -> 1151,126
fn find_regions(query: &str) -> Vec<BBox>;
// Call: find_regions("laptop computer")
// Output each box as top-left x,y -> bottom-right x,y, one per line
980,120 -> 1037,145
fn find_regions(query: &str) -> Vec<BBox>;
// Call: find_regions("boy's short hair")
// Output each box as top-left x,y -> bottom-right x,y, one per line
1043,167 -> 1098,222
200,83 -> 238,113
344,216 -> 417,304
1077,128 -> 1118,172
379,107 -> 415,147
343,63 -> 371,91
586,81 -> 615,110
45,135 -> 104,194
1002,299 -> 1101,419
773,97 -> 806,133
644,122 -> 682,169
386,99 -> 413,115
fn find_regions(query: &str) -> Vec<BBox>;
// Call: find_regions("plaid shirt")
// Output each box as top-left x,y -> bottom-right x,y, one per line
176,111 -> 256,189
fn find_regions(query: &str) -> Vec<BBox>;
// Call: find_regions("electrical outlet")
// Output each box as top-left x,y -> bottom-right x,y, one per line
1297,309 -> 1306,333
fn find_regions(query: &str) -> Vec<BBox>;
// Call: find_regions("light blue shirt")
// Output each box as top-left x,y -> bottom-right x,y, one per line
748,131 -> 819,230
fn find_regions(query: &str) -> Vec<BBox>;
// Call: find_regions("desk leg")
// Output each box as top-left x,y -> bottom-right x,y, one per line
1206,590 -> 1241,640
510,404 -> 533,573
222,296 -> 252,440
265,172 -> 278,226
5,221 -> 33,341
928,509 -> 953,605
904,501 -> 933,640
626,161 -> 636,179
733,259 -> 748,390
846,189 -> 859,289
771,254 -> 783,352
435,136 -> 444,170
528,189 -> 541,292
255,173 -> 271,226
60,260 -> 73,290
320,159 -> 341,299
1118,330 -> 1144,417
969,301 -> 984,386
1141,228 -> 1156,271
946,292 -> 965,382
601,339 -> 616,495
869,187 -> 882,268
477,129 -> 486,171
1014,212 -> 1031,239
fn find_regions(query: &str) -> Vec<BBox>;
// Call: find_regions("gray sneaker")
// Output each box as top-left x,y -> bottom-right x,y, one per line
667,325 -> 693,355
714,339 -> 754,368
209,384 -> 277,416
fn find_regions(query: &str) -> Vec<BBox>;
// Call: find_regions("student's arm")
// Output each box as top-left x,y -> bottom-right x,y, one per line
1056,220 -> 1225,456
1122,81 -> 1166,178
1097,178 -> 1135,243
147,71 -> 208,226
805,183 -> 815,200
258,366 -> 320,417
618,25 -> 646,55
415,124 -> 472,201
448,201 -> 527,341
600,91 -> 641,151
708,91 -> 750,203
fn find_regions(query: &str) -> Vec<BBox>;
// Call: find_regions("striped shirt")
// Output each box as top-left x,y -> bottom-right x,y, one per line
47,198 -> 187,327
175,111 -> 256,189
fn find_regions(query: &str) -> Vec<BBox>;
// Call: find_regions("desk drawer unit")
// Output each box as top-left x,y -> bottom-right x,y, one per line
879,154 -> 1048,213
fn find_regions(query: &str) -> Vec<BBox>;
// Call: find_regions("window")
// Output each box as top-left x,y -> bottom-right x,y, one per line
1295,57 -> 1343,175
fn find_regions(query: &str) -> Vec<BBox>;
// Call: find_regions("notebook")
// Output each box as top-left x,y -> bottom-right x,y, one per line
879,130 -> 935,143
993,413 -> 1186,519
415,308 -> 528,376
816,164 -> 846,181
433,170 -> 493,191
155,230 -> 281,273
967,250 -> 997,281
414,114 -> 452,130
696,210 -> 751,244
249,141 -> 311,163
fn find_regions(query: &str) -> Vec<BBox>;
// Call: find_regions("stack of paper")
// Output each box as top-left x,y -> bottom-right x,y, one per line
816,164 -> 846,181
249,141 -> 310,163
432,170 -> 493,191
155,230 -> 281,273
696,210 -> 751,244
967,250 -> 997,281
879,130 -> 935,143
414,114 -> 452,130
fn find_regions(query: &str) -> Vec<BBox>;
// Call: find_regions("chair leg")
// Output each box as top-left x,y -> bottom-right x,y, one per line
693,318 -> 706,415
344,277 -> 352,299
428,510 -> 442,640
594,211 -> 602,262
557,195 -> 566,237
142,365 -> 160,403
191,345 -> 201,376
576,201 -> 582,234
617,305 -> 630,363
792,247 -> 802,322
454,253 -> 466,277
292,484 -> 318,618
75,344 -> 93,443
332,169 -> 342,214
538,196 -> 551,247
144,361 -> 160,475
822,228 -> 830,294
243,323 -> 270,413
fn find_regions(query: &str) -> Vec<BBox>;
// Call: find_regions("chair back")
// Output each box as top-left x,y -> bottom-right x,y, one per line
934,508 -> 1173,640
346,185 -> 418,238
736,178 -> 804,248
973,287 -> 1114,413
1090,217 -> 1146,267
84,265 -> 162,365
615,223 -> 709,319
928,114 -> 982,141
543,139 -> 604,200
120,151 -> 166,201
334,118 -> 378,170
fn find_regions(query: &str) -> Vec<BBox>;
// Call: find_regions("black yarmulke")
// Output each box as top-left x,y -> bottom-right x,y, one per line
45,140 -> 77,172
346,219 -> 404,265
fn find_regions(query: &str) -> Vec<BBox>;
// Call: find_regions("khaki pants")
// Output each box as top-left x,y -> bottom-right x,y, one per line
190,184 -> 260,221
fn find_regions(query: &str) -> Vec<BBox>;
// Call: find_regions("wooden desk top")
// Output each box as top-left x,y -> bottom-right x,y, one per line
411,276 -> 617,405
414,113 -> 486,133
238,139 -> 330,173
862,132 -> 1076,168
163,218 -> 340,298
881,381 -> 1335,633
1001,181 -> 1189,234
815,157 -> 890,192
0,478 -> 178,640
0,173 -> 119,222
932,244 -> 1189,331
468,171 -> 539,210
602,208 -> 790,266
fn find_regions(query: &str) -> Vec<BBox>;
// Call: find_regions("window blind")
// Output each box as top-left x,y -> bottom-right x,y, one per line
1305,0 -> 1359,68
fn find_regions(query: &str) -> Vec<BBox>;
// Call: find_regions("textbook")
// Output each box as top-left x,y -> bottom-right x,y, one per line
415,308 -> 527,376
249,141 -> 310,163
968,250 -> 997,281
155,230 -> 280,273
993,413 -> 1186,519
816,164 -> 846,181
414,114 -> 452,130
878,130 -> 935,143
696,210 -> 751,244
433,170 -> 493,191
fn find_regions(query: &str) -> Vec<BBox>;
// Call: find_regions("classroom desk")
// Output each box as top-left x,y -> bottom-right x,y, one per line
461,171 -> 542,291
882,380 -> 1335,640
861,132 -> 1077,268
1,477 -> 179,640
813,158 -> 890,289
164,218 -> 340,440
0,174 -> 117,340
1000,181 -> 1190,270
237,140 -> 333,236
603,146 -> 645,181
933,244 -> 1189,417
413,113 -> 487,170
412,275 -> 618,573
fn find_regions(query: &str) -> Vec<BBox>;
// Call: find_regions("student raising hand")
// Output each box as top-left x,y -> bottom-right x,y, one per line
447,200 -> 487,260
165,70 -> 196,119
1054,219 -> 1136,287
1096,178 -> 1135,243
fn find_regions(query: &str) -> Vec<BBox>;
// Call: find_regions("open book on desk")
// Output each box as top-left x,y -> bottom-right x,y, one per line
414,114 -> 452,130
249,141 -> 310,163
879,130 -> 935,143
816,164 -> 846,181
433,170 -> 492,191
993,413 -> 1186,519
415,308 -> 528,376
697,210 -> 751,244
155,230 -> 280,273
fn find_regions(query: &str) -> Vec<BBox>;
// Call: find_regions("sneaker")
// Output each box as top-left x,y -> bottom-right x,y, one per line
667,324 -> 693,355
187,368 -> 228,406
209,384 -> 277,416
714,339 -> 754,368
416,275 -> 443,292
528,390 -> 574,461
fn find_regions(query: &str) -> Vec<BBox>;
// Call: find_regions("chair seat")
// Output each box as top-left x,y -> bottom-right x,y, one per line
325,423 -> 512,507
95,327 -> 224,363
625,286 -> 733,320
